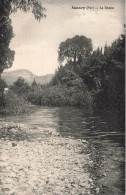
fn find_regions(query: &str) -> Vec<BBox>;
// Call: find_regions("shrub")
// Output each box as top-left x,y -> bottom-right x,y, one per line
0,90 -> 32,115
40,84 -> 93,107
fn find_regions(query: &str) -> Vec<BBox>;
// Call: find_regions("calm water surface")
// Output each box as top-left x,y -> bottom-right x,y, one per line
4,106 -> 125,194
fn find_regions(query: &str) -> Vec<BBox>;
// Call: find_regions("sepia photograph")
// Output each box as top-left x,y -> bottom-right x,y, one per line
0,0 -> 125,194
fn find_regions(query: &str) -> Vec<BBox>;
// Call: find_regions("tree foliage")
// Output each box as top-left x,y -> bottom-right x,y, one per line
10,0 -> 46,20
10,77 -> 30,95
58,35 -> 92,64
48,33 -> 125,120
0,0 -> 15,74
0,90 -> 32,115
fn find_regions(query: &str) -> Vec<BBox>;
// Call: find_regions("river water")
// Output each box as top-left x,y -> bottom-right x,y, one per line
3,106 -> 125,194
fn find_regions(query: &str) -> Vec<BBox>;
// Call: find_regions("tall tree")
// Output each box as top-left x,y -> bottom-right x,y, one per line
0,0 -> 46,76
58,35 -> 92,64
0,0 -> 15,76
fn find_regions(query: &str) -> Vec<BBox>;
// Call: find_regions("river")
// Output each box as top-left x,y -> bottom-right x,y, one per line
2,106 -> 125,194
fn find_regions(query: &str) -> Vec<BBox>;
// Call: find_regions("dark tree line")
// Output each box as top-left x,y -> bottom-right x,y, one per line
51,34 -> 125,118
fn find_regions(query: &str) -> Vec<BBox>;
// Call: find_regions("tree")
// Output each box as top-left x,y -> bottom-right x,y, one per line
90,34 -> 125,122
31,78 -> 37,87
0,0 -> 15,76
10,0 -> 46,21
0,0 -> 46,76
10,77 -> 30,95
58,35 -> 93,64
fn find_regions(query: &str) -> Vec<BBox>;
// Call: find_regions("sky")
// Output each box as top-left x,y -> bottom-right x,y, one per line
5,0 -> 125,76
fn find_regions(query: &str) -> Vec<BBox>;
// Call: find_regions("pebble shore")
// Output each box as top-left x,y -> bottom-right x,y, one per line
0,121 -> 95,195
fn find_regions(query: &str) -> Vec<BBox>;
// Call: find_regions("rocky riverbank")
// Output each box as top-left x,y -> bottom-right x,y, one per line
0,120 -> 96,195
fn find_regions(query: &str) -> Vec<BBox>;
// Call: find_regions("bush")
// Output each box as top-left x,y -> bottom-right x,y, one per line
0,90 -> 32,115
40,84 -> 93,107
27,85 -> 42,105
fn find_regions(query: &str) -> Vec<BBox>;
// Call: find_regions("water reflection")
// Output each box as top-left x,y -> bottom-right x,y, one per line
57,107 -> 125,194
3,106 -> 125,194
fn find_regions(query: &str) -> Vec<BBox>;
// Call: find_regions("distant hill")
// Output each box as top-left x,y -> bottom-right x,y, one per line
1,69 -> 54,85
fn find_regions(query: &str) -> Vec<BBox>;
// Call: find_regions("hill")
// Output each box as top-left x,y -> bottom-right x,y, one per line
1,69 -> 53,85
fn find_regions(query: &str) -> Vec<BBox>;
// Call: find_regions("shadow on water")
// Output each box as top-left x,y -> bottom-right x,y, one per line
1,106 -> 125,194
56,107 -> 125,195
